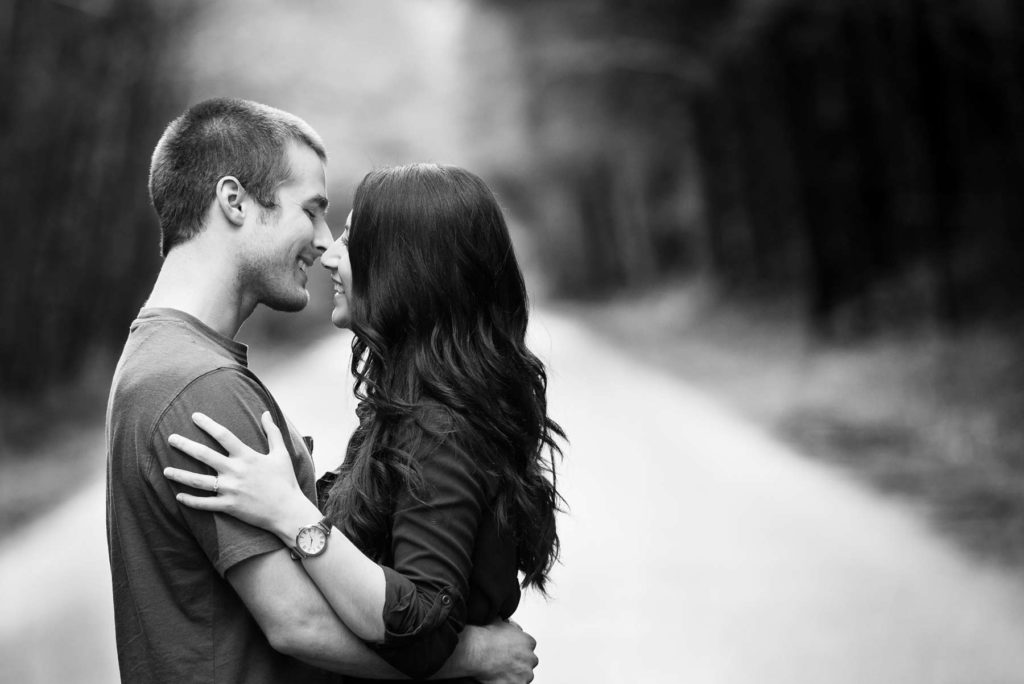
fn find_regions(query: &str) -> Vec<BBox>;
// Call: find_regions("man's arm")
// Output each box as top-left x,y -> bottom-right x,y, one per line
227,549 -> 539,681
434,620 -> 539,684
227,547 -> 403,678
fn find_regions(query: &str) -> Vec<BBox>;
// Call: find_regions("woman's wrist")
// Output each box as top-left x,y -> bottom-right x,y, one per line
274,498 -> 325,545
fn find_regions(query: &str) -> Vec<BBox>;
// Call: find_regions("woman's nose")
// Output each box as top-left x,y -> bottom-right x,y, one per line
321,237 -> 342,270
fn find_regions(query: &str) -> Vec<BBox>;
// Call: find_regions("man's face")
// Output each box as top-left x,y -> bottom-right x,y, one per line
240,141 -> 331,312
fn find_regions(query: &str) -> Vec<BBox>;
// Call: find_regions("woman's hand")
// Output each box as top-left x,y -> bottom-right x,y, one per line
164,411 -> 320,541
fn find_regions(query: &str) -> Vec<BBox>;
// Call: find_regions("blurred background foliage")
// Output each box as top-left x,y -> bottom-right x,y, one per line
0,0 -> 181,395
7,0 -> 1024,395
483,0 -> 1024,334
2,0 -> 1024,558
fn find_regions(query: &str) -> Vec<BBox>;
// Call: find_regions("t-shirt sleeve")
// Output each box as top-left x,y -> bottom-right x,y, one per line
145,368 -> 287,576
372,432 -> 493,679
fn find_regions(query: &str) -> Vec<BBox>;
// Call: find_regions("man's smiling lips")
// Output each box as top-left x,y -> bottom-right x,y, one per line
297,255 -> 315,280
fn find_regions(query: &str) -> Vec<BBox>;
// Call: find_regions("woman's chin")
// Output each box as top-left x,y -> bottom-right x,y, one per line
330,310 -> 351,329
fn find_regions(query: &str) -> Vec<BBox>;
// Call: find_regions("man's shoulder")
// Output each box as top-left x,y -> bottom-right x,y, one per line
108,319 -> 263,430
121,314 -> 239,373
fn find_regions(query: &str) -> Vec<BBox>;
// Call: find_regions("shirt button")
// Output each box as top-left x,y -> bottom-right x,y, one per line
441,594 -> 451,606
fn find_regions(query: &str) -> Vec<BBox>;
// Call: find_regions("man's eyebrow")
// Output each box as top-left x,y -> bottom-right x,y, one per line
308,194 -> 329,213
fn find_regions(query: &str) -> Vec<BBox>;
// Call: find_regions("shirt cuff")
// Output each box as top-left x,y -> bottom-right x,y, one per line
374,565 -> 462,677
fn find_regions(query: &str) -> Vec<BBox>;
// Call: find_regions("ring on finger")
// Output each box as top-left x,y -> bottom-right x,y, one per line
213,476 -> 219,495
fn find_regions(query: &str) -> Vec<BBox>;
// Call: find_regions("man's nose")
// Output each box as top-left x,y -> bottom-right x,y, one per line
313,219 -> 332,254
321,238 -> 340,269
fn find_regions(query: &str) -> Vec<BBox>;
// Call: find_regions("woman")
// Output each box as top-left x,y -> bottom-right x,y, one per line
164,164 -> 564,681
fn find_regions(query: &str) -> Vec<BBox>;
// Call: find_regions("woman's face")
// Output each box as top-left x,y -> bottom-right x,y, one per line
321,210 -> 353,329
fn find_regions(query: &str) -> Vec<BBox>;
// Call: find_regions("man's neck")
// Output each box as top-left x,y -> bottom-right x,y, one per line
144,241 -> 255,339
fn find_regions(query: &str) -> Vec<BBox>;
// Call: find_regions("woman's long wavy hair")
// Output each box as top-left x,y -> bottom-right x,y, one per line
323,164 -> 565,591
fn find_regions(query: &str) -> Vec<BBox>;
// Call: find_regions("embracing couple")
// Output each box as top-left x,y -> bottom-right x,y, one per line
105,98 -> 564,683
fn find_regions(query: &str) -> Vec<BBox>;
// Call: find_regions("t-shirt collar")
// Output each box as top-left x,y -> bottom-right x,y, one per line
133,307 -> 249,366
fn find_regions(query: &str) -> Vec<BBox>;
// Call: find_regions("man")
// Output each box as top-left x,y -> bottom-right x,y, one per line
106,98 -> 538,683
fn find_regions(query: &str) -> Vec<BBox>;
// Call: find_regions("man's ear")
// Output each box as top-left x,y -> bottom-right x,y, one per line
215,176 -> 247,226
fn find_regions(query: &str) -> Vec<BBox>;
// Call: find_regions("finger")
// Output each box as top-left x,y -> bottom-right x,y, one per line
175,491 -> 228,512
191,412 -> 252,456
168,433 -> 231,471
163,467 -> 219,491
260,411 -> 287,454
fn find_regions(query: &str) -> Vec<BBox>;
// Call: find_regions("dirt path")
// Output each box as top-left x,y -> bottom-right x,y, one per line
3,310 -> 1024,683
516,312 -> 1024,683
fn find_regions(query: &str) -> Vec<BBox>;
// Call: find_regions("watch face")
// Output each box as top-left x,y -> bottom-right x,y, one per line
297,526 -> 327,556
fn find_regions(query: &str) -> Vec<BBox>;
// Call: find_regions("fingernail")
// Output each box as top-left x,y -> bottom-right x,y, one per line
192,412 -> 206,422
176,493 -> 184,501
168,435 -> 179,446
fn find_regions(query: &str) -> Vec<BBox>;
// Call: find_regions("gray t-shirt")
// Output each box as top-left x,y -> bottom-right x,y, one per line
106,308 -> 335,683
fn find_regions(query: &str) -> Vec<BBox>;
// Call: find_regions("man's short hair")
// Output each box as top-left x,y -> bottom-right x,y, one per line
149,98 -> 327,256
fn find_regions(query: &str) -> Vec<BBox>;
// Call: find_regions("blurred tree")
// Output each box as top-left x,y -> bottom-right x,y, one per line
480,0 -> 1024,332
476,0 -> 727,296
0,0 -> 189,396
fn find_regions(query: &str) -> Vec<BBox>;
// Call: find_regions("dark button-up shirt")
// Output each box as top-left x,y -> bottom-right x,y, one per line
321,410 -> 521,682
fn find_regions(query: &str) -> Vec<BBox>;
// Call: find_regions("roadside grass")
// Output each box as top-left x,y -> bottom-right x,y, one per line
567,283 -> 1024,571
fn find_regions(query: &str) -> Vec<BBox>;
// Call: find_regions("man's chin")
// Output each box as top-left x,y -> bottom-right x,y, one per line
262,289 -> 310,313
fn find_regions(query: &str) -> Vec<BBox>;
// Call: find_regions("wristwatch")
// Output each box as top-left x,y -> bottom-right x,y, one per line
291,517 -> 331,560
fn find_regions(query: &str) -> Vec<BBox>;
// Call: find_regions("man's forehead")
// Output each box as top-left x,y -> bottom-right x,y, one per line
282,140 -> 327,189
277,177 -> 327,209
279,159 -> 328,209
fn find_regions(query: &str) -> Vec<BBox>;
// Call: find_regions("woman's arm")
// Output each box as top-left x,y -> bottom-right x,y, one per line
271,491 -> 392,640
165,412 -> 388,639
165,410 -> 490,678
